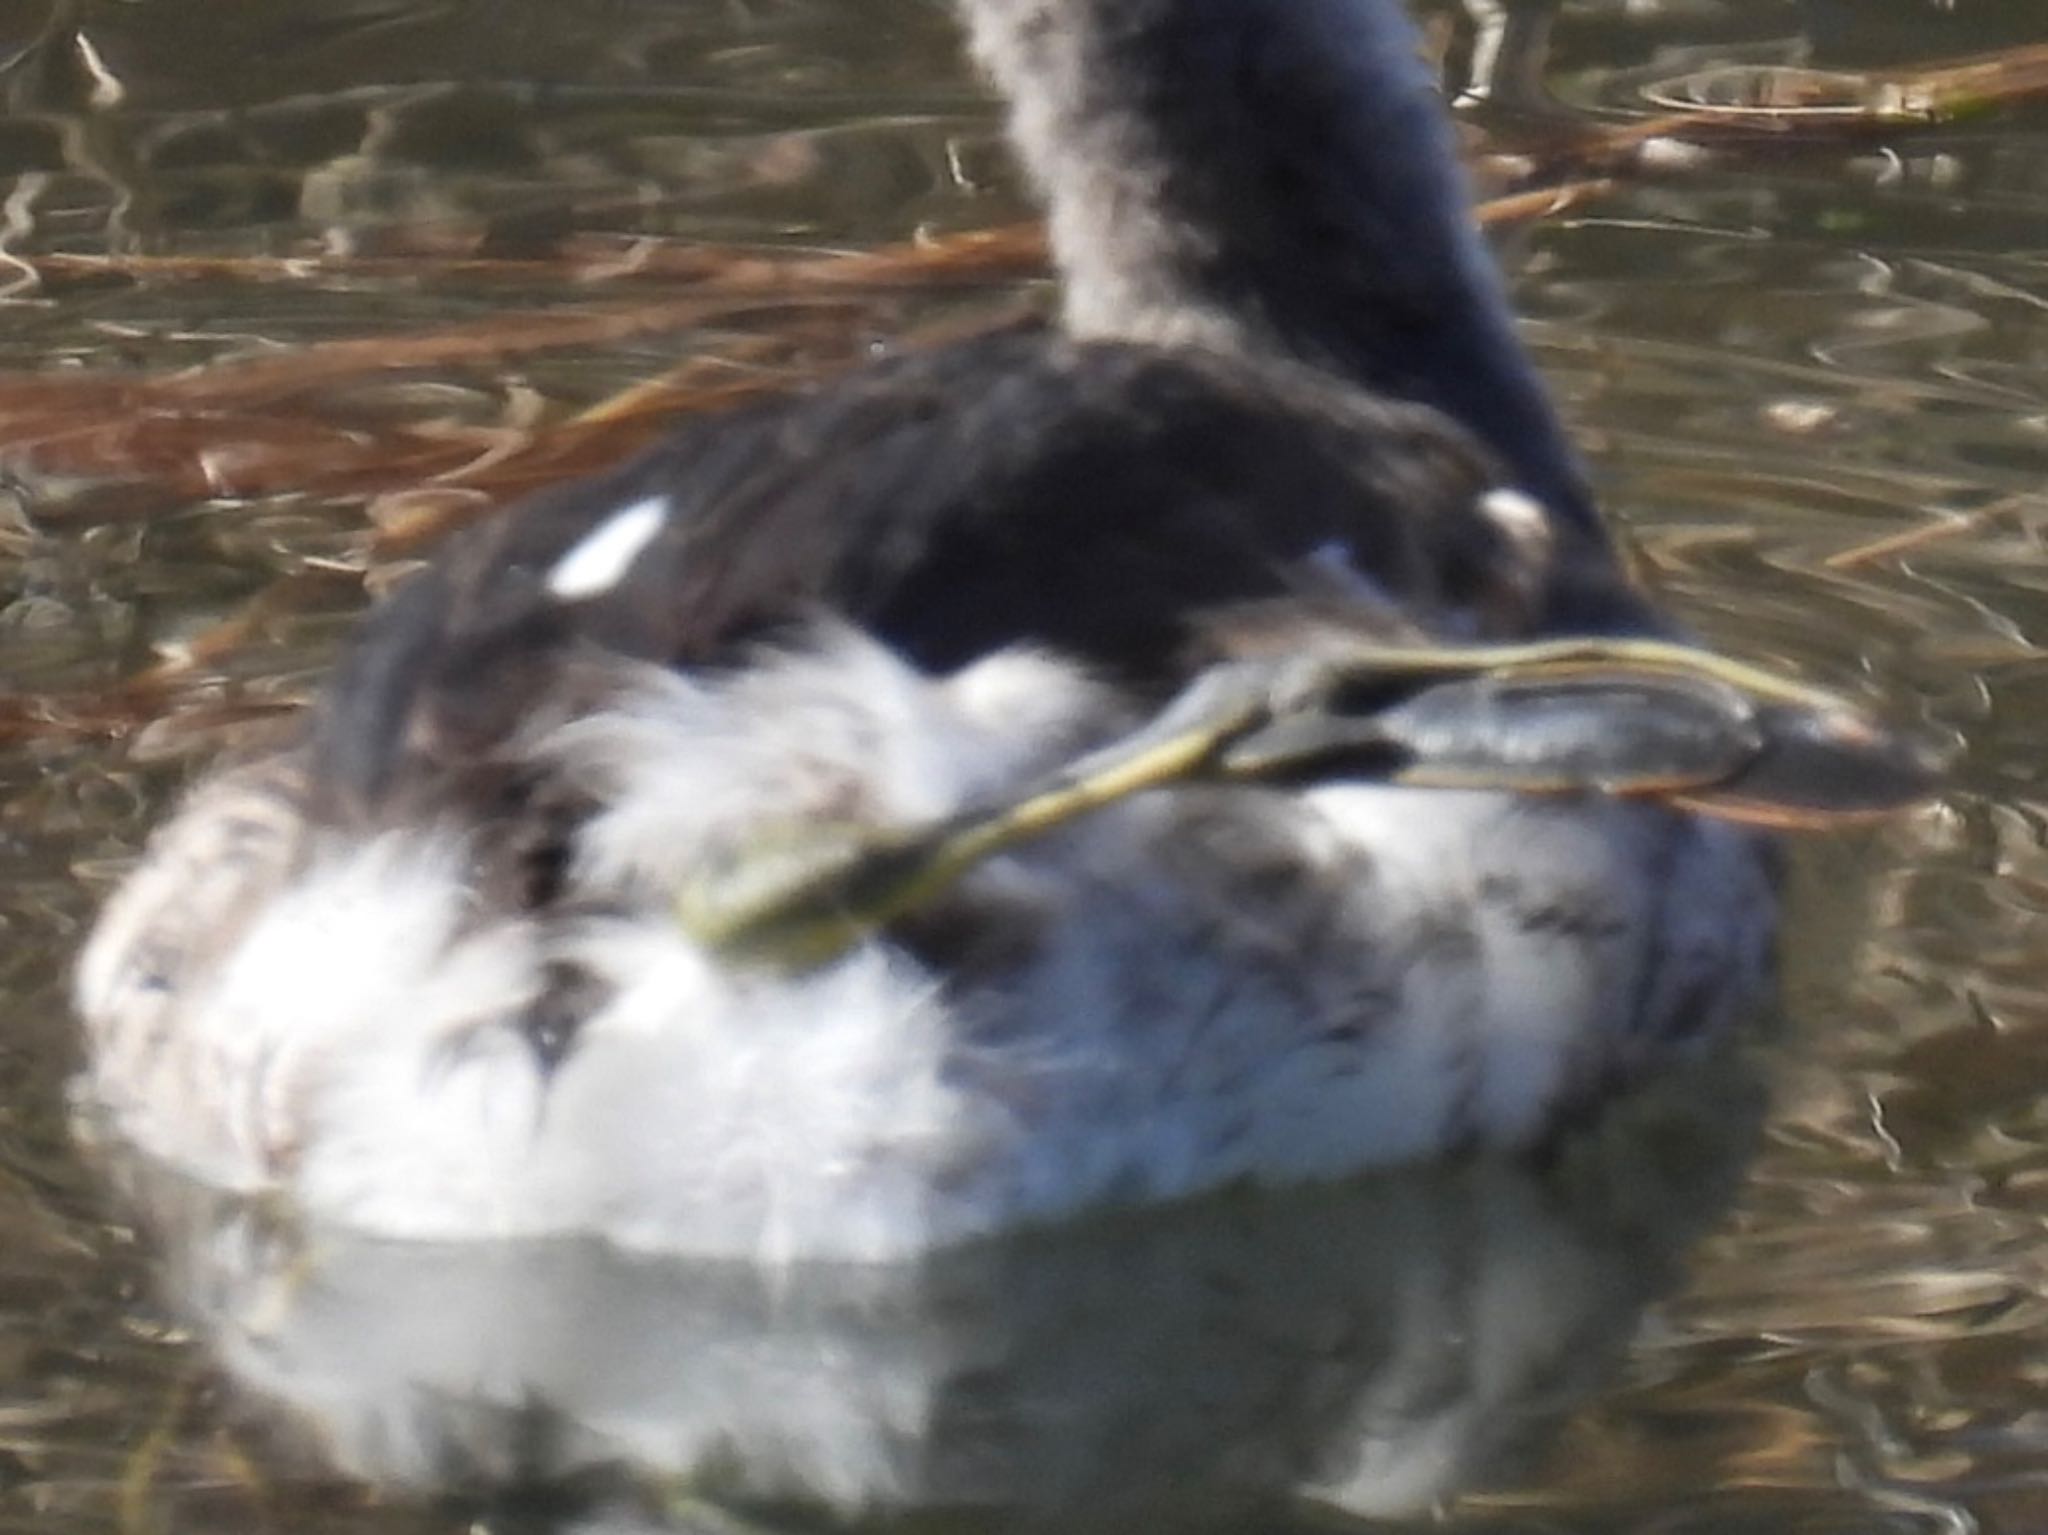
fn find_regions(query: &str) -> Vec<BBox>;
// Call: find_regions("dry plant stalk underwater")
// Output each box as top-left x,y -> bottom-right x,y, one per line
6,40 -> 2048,750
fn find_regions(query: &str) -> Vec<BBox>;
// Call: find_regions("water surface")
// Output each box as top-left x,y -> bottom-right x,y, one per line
4,1 -> 2048,1531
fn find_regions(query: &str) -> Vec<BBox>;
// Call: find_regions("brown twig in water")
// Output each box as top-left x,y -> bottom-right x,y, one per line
1475,179 -> 1616,226
1641,43 -> 2048,126
1823,494 -> 2039,571
0,225 -> 1049,503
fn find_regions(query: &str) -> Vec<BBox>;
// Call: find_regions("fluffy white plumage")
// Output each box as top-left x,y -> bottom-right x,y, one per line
78,634 -> 1774,1261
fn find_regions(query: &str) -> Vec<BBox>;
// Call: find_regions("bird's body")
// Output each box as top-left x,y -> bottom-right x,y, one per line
74,0 -> 1877,1261
80,632 -> 1772,1260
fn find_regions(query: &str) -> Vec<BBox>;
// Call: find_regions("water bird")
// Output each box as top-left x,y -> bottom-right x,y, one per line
75,0 -> 1931,1261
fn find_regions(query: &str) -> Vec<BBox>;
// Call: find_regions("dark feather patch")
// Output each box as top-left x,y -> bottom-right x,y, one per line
307,332 -> 1656,817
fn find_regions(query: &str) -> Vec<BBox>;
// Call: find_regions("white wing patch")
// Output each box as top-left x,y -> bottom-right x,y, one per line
1477,487 -> 1549,541
546,496 -> 670,601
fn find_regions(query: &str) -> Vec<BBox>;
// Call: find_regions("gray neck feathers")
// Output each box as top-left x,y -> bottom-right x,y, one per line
957,0 -> 1601,536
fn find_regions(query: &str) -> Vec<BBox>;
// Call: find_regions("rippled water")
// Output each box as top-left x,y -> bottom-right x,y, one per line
6,0 -> 2048,1531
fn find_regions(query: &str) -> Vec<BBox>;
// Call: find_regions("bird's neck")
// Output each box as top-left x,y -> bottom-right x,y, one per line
959,0 -> 1603,540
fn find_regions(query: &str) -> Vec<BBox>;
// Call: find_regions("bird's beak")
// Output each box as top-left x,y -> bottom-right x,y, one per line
678,635 -> 1945,971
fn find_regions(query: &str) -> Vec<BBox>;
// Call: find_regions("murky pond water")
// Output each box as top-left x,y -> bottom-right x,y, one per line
6,0 -> 2048,1531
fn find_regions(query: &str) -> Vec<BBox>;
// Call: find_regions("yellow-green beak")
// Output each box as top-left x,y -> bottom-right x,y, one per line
678,635 -> 1945,971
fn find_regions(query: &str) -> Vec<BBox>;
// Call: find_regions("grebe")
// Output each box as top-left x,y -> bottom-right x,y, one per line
75,0 -> 1928,1261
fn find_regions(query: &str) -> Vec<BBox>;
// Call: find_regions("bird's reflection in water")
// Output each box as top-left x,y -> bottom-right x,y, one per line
100,1050 -> 1764,1535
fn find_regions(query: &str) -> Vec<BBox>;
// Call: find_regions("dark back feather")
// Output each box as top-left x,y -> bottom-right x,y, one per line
311,334 -> 1645,809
